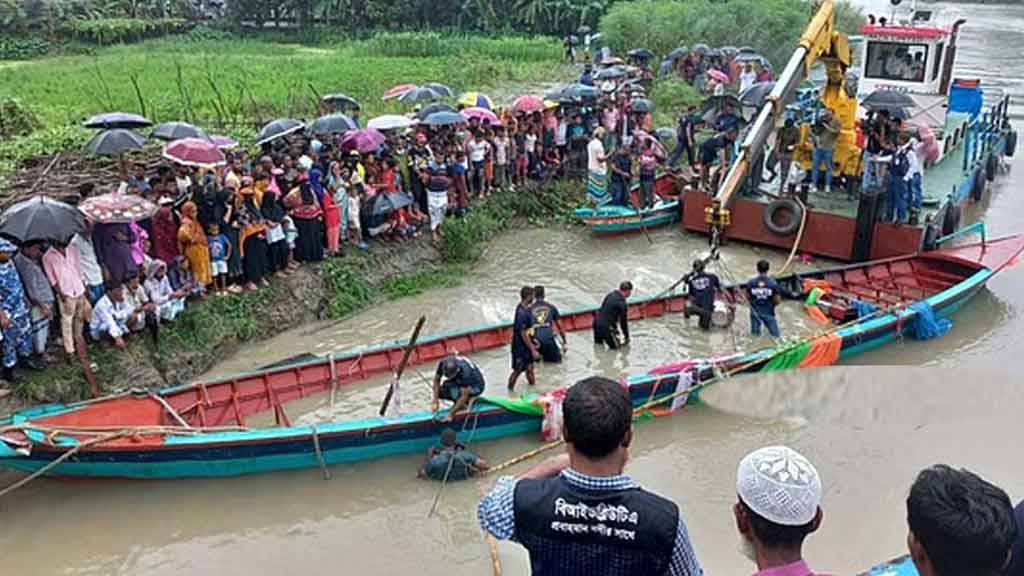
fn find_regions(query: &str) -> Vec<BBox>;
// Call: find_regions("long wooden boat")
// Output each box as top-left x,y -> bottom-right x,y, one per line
0,233 -> 1020,479
575,172 -> 682,235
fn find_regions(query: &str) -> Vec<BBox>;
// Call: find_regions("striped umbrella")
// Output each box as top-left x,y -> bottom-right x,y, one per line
383,84 -> 418,100
458,92 -> 494,110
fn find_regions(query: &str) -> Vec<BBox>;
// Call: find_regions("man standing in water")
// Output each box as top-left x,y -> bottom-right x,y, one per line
530,285 -> 567,363
478,376 -> 704,576
905,465 -> 1017,576
509,286 -> 540,392
746,260 -> 781,338
431,355 -> 486,422
734,445 -> 828,576
684,259 -> 721,331
593,281 -> 632,350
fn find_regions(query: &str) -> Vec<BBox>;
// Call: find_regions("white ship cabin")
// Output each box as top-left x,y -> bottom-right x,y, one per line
858,7 -> 963,98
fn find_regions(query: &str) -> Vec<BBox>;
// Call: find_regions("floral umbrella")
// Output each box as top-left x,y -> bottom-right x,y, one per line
383,84 -> 418,100
79,192 -> 159,224
511,95 -> 545,114
340,128 -> 386,153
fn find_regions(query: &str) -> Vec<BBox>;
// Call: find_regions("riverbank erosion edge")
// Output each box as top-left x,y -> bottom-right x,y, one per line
0,182 -> 584,415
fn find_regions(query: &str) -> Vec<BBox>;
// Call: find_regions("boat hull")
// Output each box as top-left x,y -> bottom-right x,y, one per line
576,200 -> 680,234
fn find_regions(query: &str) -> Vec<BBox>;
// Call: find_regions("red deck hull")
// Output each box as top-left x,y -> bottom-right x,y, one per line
682,191 -> 923,262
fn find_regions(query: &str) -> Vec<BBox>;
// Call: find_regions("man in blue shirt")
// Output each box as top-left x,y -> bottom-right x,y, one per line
580,63 -> 595,87
431,355 -> 486,422
745,259 -> 781,338
478,376 -> 704,576
683,259 -> 721,331
529,285 -> 567,363
509,286 -> 540,392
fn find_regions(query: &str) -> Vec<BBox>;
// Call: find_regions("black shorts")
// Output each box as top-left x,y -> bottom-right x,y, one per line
593,324 -> 620,350
537,338 -> 563,363
511,349 -> 534,372
685,303 -> 712,331
439,381 -> 484,402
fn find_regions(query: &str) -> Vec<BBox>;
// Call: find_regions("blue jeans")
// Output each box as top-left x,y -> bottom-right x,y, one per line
750,309 -> 780,338
908,173 -> 923,210
811,148 -> 834,190
886,174 -> 908,222
861,150 -> 883,191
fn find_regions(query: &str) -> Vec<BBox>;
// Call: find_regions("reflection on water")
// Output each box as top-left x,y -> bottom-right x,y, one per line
2,3 -> 1023,575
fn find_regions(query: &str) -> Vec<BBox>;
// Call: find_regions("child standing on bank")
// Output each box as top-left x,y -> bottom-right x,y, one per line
207,223 -> 231,295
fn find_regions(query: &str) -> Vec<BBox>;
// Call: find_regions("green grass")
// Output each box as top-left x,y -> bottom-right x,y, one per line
381,264 -> 470,299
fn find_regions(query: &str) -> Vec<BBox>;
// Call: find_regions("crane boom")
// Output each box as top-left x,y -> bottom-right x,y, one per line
707,0 -> 849,240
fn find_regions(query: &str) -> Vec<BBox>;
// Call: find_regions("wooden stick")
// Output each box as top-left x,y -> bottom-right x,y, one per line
379,316 -> 427,416
328,354 -> 338,410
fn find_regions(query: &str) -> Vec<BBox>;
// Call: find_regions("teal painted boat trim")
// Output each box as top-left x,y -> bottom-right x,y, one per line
857,555 -> 917,576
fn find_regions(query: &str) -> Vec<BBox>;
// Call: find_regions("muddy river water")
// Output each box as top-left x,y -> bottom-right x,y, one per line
2,2 -> 1024,574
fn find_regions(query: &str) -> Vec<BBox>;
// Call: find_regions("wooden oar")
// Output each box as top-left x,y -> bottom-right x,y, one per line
631,183 -> 654,245
378,316 -> 427,416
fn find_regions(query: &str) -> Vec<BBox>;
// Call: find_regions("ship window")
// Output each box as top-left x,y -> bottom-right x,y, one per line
931,42 -> 944,81
865,41 -> 929,82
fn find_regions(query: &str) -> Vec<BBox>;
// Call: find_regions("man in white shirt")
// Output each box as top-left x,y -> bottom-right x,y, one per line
905,136 -> 924,224
587,127 -> 610,204
70,220 -> 105,304
739,62 -> 757,94
89,284 -> 139,349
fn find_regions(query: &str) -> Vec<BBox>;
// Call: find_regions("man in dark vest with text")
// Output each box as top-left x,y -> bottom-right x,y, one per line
477,376 -> 704,576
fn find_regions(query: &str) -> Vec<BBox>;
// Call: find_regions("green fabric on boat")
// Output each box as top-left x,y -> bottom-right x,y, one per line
479,394 -> 545,417
805,287 -> 823,306
760,341 -> 812,372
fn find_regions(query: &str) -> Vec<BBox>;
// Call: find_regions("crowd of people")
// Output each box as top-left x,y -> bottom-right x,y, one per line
477,375 -> 1023,576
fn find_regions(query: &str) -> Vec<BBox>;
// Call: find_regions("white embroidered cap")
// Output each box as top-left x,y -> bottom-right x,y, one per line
737,445 -> 822,526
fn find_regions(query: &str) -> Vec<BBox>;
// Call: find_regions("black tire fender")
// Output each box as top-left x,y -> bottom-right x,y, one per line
985,153 -> 998,182
972,168 -> 987,202
762,198 -> 803,236
1006,129 -> 1018,158
941,203 -> 961,236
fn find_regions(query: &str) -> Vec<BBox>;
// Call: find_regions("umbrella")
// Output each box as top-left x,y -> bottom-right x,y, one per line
594,66 -> 630,80
707,69 -> 731,84
86,129 -> 146,156
0,196 -> 84,244
424,83 -> 454,98
420,111 -> 465,126
559,83 -> 601,101
209,135 -> 239,150
874,105 -> 909,120
310,113 -> 357,135
399,87 -> 441,104
627,48 -> 655,60
632,131 -> 668,156
321,93 -> 361,111
668,47 -> 688,60
707,48 -> 723,58
600,56 -> 625,66
367,114 -> 416,131
692,43 -> 710,55
383,84 -> 418,100
340,128 -> 386,153
79,193 -> 158,224
458,92 -> 494,109
162,137 -> 226,167
460,106 -> 500,125
577,25 -> 592,35
720,45 -> 738,55
738,46 -> 756,53
371,192 -> 415,216
512,95 -> 544,114
654,127 -> 677,142
257,118 -> 304,146
739,81 -> 775,107
83,112 -> 152,130
630,98 -> 654,113
862,89 -> 916,110
734,52 -> 767,63
416,103 -> 457,120
150,121 -> 208,142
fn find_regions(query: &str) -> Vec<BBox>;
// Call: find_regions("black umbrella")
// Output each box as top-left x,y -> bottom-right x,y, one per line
734,52 -> 767,64
371,192 -> 415,216
739,81 -> 775,107
257,118 -> 304,146
668,47 -> 688,60
862,89 -> 916,110
0,196 -> 84,244
423,83 -> 454,98
874,105 -> 910,120
309,113 -> 357,135
630,98 -> 654,113
720,45 -> 738,56
416,102 -> 457,120
627,48 -> 655,60
594,66 -> 629,80
86,129 -> 146,156
321,93 -> 361,110
399,87 -> 441,104
707,48 -> 723,58
83,112 -> 152,130
738,46 -> 756,54
655,127 -> 677,141
692,43 -> 710,55
150,121 -> 209,142
552,83 -> 601,101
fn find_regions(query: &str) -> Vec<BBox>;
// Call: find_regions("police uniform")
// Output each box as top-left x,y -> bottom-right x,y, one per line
530,298 -> 563,363
437,356 -> 486,401
684,272 -> 720,331
512,303 -> 536,371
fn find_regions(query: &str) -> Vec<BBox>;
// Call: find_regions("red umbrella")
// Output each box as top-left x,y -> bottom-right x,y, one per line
79,192 -> 158,224
341,128 -> 386,153
708,69 -> 730,84
162,137 -> 225,167
512,95 -> 545,114
460,106 -> 500,125
383,84 -> 418,100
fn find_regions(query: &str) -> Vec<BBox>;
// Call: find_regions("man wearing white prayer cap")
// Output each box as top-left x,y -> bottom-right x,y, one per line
733,445 -> 828,576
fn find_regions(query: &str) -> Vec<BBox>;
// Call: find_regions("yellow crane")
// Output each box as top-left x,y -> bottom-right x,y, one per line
705,0 -> 859,248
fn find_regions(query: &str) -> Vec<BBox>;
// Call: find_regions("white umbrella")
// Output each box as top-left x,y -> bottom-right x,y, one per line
367,115 -> 416,131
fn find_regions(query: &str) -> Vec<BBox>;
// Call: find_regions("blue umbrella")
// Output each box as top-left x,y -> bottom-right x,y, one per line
416,102 -> 457,120
421,111 -> 466,126
399,87 -> 441,104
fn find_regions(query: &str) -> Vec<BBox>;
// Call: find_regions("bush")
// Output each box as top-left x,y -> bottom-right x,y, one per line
65,17 -> 191,44
0,34 -> 51,59
599,0 -> 864,70
0,98 -> 42,138
648,78 -> 703,127
322,260 -> 374,318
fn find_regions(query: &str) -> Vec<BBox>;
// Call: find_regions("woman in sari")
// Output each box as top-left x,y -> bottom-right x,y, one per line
236,185 -> 269,290
257,172 -> 289,278
150,202 -> 179,265
284,173 -> 324,263
177,201 -> 212,289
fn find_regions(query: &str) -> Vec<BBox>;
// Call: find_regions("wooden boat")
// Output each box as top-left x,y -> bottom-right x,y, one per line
857,555 -> 916,575
575,172 -> 682,235
1,233 -> 1020,479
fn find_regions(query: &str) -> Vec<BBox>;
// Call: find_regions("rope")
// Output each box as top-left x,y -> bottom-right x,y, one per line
715,257 -> 784,348
428,397 -> 482,517
0,431 -> 127,498
777,196 -> 808,276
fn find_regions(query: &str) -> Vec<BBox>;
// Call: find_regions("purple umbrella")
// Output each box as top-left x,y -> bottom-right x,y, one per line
340,128 -> 386,153
209,135 -> 239,150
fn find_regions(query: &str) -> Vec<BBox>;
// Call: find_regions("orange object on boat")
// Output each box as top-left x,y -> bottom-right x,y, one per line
804,304 -> 831,325
798,333 -> 842,368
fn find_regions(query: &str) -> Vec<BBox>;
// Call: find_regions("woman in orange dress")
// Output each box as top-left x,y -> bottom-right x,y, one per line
177,201 -> 212,288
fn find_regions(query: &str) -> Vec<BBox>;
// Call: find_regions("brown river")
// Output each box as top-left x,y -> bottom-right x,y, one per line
2,2 -> 1023,574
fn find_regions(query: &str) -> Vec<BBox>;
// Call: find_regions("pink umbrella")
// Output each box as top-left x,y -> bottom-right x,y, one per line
162,137 -> 225,167
460,106 -> 500,125
708,69 -> 730,84
209,135 -> 238,150
79,193 -> 158,224
512,95 -> 545,114
341,128 -> 386,153
383,84 -> 418,100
